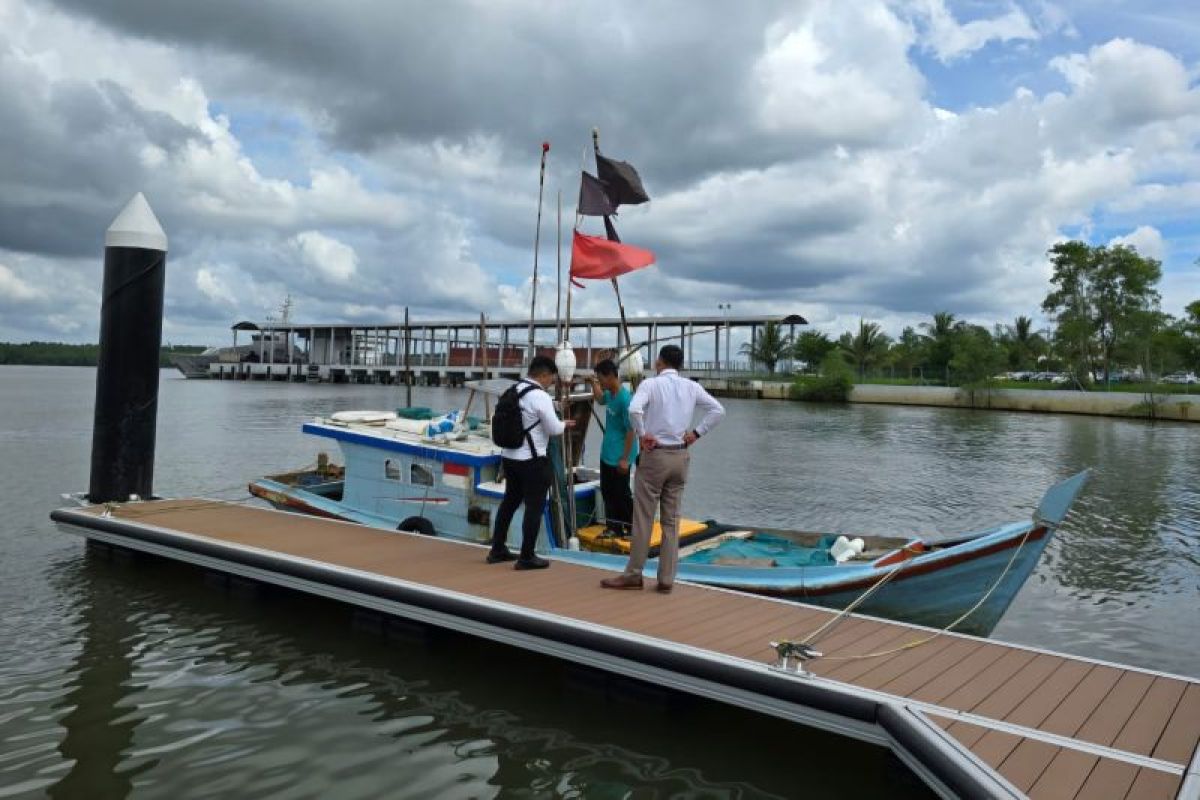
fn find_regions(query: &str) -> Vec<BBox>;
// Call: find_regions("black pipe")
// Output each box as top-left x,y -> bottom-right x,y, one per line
88,193 -> 168,503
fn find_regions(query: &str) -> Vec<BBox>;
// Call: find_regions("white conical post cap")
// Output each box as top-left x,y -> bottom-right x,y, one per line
105,192 -> 168,251
555,341 -> 577,382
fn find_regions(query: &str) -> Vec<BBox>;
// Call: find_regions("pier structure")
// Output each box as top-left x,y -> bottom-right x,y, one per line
209,313 -> 807,383
53,500 -> 1200,800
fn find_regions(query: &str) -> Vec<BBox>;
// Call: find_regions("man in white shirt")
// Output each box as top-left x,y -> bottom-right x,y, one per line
488,355 -> 573,570
601,344 -> 724,592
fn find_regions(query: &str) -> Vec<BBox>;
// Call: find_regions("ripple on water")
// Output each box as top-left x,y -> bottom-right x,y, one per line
3,372 -> 1196,797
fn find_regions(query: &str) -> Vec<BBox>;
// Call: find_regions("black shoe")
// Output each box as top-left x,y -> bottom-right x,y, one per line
487,550 -> 518,564
514,556 -> 550,570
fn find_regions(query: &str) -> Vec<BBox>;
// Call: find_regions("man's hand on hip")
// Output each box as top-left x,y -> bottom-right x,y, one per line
640,434 -> 658,451
683,430 -> 700,447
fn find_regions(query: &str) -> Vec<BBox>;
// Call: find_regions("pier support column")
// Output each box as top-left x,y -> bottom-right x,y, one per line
88,193 -> 167,503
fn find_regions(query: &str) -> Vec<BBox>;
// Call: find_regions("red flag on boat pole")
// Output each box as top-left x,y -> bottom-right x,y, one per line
569,231 -> 655,283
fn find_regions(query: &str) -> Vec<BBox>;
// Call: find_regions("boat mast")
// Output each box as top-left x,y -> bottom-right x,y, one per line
527,142 -> 549,365
592,128 -> 635,363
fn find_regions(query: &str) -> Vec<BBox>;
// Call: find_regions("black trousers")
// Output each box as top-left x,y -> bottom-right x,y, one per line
491,456 -> 552,559
600,460 -> 633,535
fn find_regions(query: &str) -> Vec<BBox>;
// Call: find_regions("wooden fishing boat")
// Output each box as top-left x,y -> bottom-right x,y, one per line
249,394 -> 1089,636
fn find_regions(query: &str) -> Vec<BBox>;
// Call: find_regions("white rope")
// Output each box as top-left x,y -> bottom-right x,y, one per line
818,525 -> 1036,662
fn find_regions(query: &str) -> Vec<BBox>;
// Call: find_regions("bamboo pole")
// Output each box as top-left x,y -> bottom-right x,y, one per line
555,189 -> 563,343
527,142 -> 549,364
479,312 -> 490,419
592,127 -> 635,361
403,306 -> 412,408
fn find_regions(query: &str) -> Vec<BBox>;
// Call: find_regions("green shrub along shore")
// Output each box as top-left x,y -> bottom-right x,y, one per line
0,342 -> 206,368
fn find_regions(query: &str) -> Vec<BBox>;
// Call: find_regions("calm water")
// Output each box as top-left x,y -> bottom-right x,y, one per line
2,366 -> 1198,798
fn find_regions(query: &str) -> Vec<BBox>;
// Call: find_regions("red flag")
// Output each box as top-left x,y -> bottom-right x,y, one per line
569,231 -> 655,281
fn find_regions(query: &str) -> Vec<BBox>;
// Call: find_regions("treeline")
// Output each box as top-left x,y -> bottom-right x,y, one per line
0,342 -> 207,368
744,241 -> 1200,388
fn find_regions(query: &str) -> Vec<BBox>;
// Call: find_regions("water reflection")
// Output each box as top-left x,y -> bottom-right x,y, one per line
51,548 -> 152,799
36,548 -> 927,799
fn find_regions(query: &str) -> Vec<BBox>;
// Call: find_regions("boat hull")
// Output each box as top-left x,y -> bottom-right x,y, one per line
250,476 -> 1052,636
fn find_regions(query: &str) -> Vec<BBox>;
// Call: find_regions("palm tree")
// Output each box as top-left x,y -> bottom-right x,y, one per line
1003,315 -> 1036,370
890,325 -> 925,379
839,319 -> 892,377
739,320 -> 793,374
920,311 -> 963,379
793,330 -> 836,373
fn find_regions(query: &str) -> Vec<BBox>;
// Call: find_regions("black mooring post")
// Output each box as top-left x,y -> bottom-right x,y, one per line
87,193 -> 168,503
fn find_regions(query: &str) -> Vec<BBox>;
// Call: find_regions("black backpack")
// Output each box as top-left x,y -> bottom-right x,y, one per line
491,381 -> 542,452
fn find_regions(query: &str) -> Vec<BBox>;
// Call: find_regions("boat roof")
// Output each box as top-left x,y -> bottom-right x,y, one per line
303,418 -> 502,466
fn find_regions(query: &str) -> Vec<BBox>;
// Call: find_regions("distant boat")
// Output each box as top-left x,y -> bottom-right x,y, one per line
170,345 -> 251,378
249,389 -> 1089,635
173,295 -> 302,378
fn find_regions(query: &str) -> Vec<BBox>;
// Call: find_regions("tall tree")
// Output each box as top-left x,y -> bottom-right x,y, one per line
793,330 -> 836,372
1185,300 -> 1200,371
739,320 -> 793,374
920,311 -> 962,379
839,319 -> 892,377
950,325 -> 1007,388
1001,315 -> 1047,370
1042,241 -> 1162,385
888,326 -> 925,379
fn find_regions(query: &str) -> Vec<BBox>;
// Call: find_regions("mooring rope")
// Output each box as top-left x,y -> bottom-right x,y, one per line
795,525 -> 1036,663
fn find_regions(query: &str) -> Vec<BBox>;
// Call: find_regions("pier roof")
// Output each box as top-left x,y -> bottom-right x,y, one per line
231,313 -> 807,331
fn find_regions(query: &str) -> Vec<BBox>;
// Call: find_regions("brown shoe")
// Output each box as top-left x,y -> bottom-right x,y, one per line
600,574 -> 644,590
656,583 -> 673,594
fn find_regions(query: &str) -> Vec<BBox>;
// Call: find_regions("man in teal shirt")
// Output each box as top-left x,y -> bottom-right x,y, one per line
590,358 -> 638,535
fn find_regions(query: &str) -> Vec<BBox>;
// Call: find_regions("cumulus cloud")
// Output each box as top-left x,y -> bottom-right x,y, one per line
291,231 -> 358,284
0,0 -> 1196,348
908,0 -> 1040,62
1110,225 -> 1166,261
0,263 -> 42,303
195,265 -> 239,306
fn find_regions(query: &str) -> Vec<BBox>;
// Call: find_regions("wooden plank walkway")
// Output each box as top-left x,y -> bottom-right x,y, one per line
52,499 -> 1200,800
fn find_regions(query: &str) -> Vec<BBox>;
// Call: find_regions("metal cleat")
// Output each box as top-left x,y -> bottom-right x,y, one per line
770,640 -> 823,677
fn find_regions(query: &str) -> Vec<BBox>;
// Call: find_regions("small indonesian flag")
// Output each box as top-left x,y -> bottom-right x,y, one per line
442,462 -> 469,489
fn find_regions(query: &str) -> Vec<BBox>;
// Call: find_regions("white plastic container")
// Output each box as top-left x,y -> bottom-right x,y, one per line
830,535 -> 866,563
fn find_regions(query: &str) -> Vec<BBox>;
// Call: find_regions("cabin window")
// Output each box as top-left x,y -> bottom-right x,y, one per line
410,463 -> 434,486
384,459 -> 402,480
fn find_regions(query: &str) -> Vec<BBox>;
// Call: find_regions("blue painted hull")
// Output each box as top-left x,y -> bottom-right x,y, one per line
251,476 -> 1053,636
251,429 -> 1087,637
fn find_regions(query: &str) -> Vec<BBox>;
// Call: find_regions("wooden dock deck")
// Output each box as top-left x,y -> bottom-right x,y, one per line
51,499 -> 1200,800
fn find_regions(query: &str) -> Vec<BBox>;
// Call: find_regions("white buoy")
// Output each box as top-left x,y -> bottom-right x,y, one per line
555,341 -> 577,382
568,536 -> 581,551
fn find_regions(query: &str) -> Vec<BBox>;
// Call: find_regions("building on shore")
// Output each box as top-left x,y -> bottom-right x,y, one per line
201,313 -> 807,384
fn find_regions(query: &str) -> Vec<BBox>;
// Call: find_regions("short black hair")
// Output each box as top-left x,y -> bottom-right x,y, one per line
528,355 -> 558,377
593,358 -> 618,377
658,344 -> 684,369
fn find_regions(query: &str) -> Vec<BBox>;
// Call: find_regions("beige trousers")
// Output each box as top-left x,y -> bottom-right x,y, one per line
624,447 -> 690,585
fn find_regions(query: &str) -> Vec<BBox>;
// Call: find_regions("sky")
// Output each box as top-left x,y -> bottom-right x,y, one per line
1,0 -> 1199,350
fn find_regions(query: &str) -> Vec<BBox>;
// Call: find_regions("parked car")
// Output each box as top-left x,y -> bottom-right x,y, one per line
1162,372 -> 1199,385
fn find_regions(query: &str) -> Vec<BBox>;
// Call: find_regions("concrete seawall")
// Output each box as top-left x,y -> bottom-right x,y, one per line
697,379 -> 1199,422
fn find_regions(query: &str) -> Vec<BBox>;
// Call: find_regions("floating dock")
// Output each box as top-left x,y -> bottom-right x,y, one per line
52,499 -> 1200,799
